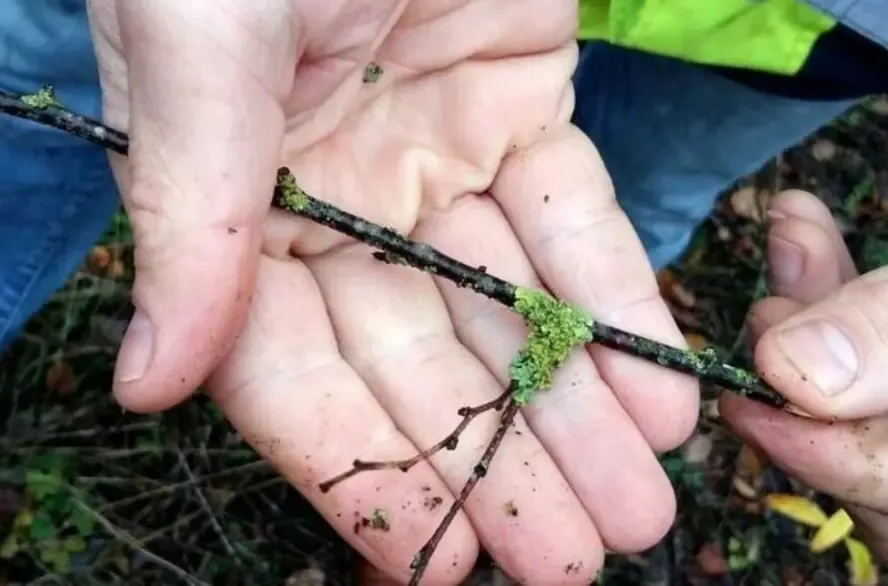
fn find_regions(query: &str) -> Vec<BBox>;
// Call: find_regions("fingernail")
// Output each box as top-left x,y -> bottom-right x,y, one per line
768,209 -> 788,221
776,321 -> 859,396
116,311 -> 155,383
768,236 -> 804,287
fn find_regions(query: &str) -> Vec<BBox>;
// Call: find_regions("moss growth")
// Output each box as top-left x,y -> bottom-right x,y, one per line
508,287 -> 593,404
276,170 -> 309,212
363,62 -> 383,84
368,508 -> 390,531
21,85 -> 60,109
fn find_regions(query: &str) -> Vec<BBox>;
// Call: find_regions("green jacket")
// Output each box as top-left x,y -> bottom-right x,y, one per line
577,0 -> 837,75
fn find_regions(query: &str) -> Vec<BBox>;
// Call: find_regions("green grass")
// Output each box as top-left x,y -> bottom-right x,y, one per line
1,97 -> 888,584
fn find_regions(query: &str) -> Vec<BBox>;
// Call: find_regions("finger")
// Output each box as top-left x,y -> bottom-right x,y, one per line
768,211 -> 847,303
770,190 -> 858,282
415,194 -> 678,553
754,266 -> 888,420
746,297 -> 805,348
719,393 -> 888,512
491,125 -> 698,451
107,2 -> 298,411
306,243 -> 603,584
206,256 -> 478,584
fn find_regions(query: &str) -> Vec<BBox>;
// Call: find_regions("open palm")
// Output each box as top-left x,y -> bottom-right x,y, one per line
87,1 -> 699,582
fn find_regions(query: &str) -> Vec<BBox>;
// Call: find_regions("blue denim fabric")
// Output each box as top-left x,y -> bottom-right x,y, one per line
0,2 -> 859,352
571,42 -> 856,271
0,1 -> 120,352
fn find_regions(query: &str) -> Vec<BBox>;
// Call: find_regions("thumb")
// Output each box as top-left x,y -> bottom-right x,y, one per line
755,266 -> 888,421
107,2 -> 298,411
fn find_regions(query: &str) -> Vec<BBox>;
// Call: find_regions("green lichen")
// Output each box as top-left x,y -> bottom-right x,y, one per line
687,347 -> 718,371
368,508 -> 390,531
508,287 -> 593,405
21,85 -> 60,109
276,170 -> 309,212
362,62 -> 383,83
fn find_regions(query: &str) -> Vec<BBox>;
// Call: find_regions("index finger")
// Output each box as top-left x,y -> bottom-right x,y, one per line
491,125 -> 698,451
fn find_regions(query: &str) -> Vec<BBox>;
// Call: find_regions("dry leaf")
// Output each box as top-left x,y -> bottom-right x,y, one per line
696,542 -> 728,575
657,269 -> 697,308
764,493 -> 828,527
702,398 -> 720,419
846,537 -> 878,585
782,564 -> 806,586
46,360 -> 75,396
670,282 -> 697,309
682,433 -> 713,465
811,509 -> 854,553
730,186 -> 765,223
86,245 -> 111,272
108,259 -> 126,279
810,139 -> 837,162
868,96 -> 888,116
284,567 -> 326,586
732,477 -> 758,500
735,444 -> 764,481
657,268 -> 678,296
683,333 -> 709,351
742,499 -> 764,516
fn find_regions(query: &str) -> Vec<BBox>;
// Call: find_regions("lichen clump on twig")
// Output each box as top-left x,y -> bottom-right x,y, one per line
21,85 -> 60,110
508,287 -> 593,404
275,167 -> 309,212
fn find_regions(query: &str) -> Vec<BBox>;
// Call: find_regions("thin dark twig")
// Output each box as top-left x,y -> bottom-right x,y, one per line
0,87 -> 790,410
173,449 -> 242,565
408,397 -> 521,586
319,388 -> 512,493
0,88 -> 129,154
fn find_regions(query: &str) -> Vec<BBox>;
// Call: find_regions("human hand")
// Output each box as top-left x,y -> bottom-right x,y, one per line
721,189 -> 888,559
87,1 -> 698,582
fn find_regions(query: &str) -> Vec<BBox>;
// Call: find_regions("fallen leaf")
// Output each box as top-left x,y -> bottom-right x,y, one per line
810,139 -> 837,162
811,508 -> 854,553
696,542 -> 728,575
846,537 -> 878,585
284,567 -> 326,586
682,433 -> 713,465
683,333 -> 709,351
735,444 -> 764,481
86,246 -> 111,273
730,186 -> 765,223
867,96 -> 888,116
782,564 -> 806,586
46,360 -> 75,396
764,493 -> 828,527
732,477 -> 758,500
108,259 -> 126,279
657,269 -> 698,308
657,269 -> 678,297
670,282 -> 697,309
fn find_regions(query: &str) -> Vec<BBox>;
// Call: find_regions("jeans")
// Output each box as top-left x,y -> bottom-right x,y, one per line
0,2 -> 857,352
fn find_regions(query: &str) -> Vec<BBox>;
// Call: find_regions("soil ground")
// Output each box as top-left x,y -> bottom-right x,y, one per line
1,97 -> 887,585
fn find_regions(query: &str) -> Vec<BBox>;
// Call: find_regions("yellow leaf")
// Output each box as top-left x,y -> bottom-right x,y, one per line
846,537 -> 878,585
0,534 -> 19,559
764,493 -> 828,527
811,509 -> 854,553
